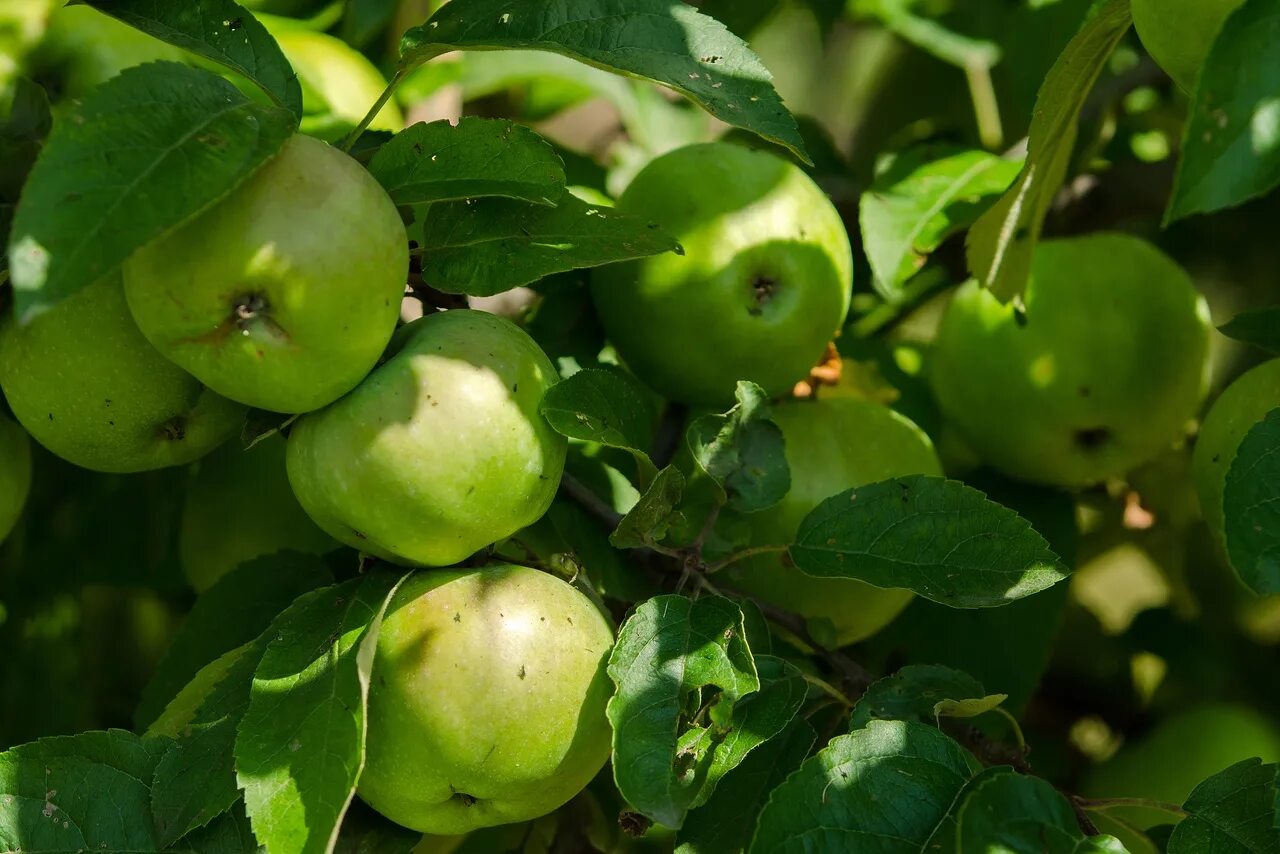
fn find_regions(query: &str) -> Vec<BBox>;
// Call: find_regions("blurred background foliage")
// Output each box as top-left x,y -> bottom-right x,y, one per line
2,0 -> 1278,815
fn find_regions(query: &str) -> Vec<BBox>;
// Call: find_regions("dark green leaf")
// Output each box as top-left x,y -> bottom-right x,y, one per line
965,0 -> 1131,303
178,801 -> 262,854
956,772 -> 1126,852
610,466 -> 685,550
1168,759 -> 1280,853
1223,408 -> 1280,594
86,0 -> 303,116
0,729 -> 168,852
861,147 -> 1020,300
135,552 -> 333,730
749,720 -> 978,853
789,475 -> 1068,608
676,719 -> 816,854
332,798 -> 422,854
539,367 -> 657,472
400,0 -> 807,160
0,76 -> 51,204
850,664 -> 1002,730
1168,0 -> 1280,222
6,63 -> 294,320
545,500 -> 663,603
417,192 -> 680,296
341,0 -> 399,48
367,118 -> 565,206
687,382 -> 790,514
1219,308 -> 1280,355
607,595 -> 759,828
235,572 -> 404,854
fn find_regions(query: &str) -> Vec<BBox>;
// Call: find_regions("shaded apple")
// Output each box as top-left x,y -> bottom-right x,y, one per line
0,413 -> 31,542
286,309 -> 566,566
358,565 -> 614,834
272,29 -> 403,142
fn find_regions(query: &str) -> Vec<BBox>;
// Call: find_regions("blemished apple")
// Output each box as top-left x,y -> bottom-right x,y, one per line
931,234 -> 1211,489
1132,0 -> 1246,92
0,414 -> 32,543
358,565 -> 614,834
1192,358 -> 1280,544
179,434 -> 336,592
591,142 -> 853,407
1084,703 -> 1280,828
286,309 -> 566,566
123,134 -> 408,414
721,397 -> 942,647
272,29 -> 403,141
0,274 -> 244,473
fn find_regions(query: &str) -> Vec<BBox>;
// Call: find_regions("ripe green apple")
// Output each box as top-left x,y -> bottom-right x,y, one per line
1083,703 -> 1280,828
179,434 -> 335,591
931,235 -> 1211,489
721,397 -> 942,647
286,309 -> 566,566
0,413 -> 31,542
272,29 -> 403,142
1132,0 -> 1246,92
591,142 -> 853,407
1192,358 -> 1280,543
0,274 -> 244,473
123,134 -> 408,414
358,565 -> 614,834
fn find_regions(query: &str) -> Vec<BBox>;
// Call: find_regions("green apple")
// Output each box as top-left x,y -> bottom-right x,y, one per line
1084,703 -> 1280,828
358,565 -> 614,834
286,309 -> 566,566
931,235 -> 1211,489
1132,0 -> 1246,92
721,397 -> 942,647
591,142 -> 853,407
272,29 -> 403,142
123,134 -> 408,414
0,413 -> 31,542
0,274 -> 244,473
179,434 -> 336,591
1192,358 -> 1280,543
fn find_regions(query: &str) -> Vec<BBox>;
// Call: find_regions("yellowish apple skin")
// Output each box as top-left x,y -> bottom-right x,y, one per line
722,397 -> 942,647
0,414 -> 32,542
179,434 -> 336,591
1192,358 -> 1280,543
931,235 -> 1211,489
358,565 -> 614,834
1132,0 -> 1246,92
286,310 -> 566,566
1084,703 -> 1280,828
273,29 -> 403,141
591,142 -> 853,408
0,275 -> 244,473
123,134 -> 408,414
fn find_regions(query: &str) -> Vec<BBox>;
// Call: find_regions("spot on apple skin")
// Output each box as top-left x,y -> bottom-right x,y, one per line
160,416 -> 188,442
748,273 -> 779,316
1073,427 -> 1111,452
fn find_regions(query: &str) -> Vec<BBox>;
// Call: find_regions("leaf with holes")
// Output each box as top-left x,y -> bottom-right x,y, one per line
1223,408 -> 1280,595
789,475 -> 1068,608
368,118 -> 565,206
400,0 -> 806,160
6,63 -> 294,320
686,381 -> 790,514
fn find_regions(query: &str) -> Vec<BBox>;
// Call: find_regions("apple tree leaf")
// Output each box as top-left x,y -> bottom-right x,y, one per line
607,595 -> 761,828
789,475 -> 1068,608
609,465 -> 686,551
686,381 -> 790,514
1223,407 -> 1280,595
0,729 -> 169,852
1219,307 -> 1280,355
675,719 -> 816,854
367,118 -> 565,206
540,367 -> 658,477
749,719 -> 978,853
235,571 -> 405,854
964,0 -> 1131,303
85,0 -> 303,117
331,799 -> 422,854
1167,759 -> 1280,853
399,0 -> 807,162
1167,0 -> 1280,223
417,192 -> 681,296
956,772 -> 1127,852
178,801 -> 260,854
135,552 -> 334,731
860,146 -> 1021,301
849,664 -> 1000,731
6,62 -> 295,321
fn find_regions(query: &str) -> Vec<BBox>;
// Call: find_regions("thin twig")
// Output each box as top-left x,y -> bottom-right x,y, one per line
339,68 -> 407,153
705,545 -> 789,575
559,473 -> 623,527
